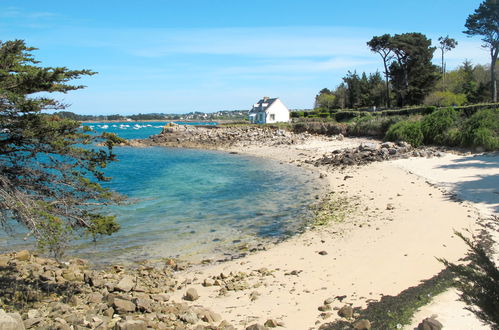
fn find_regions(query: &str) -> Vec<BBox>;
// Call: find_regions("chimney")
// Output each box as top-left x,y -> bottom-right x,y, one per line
263,96 -> 269,101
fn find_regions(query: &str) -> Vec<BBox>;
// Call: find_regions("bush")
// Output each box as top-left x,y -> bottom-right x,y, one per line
424,91 -> 467,107
385,120 -> 424,147
335,111 -> 370,122
439,231 -> 499,328
459,108 -> 499,151
420,107 -> 459,145
350,115 -> 406,137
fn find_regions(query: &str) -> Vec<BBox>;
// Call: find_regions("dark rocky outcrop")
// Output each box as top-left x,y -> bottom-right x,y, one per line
309,141 -> 444,167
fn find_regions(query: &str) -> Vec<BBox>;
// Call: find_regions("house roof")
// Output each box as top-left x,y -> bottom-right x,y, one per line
250,97 -> 279,113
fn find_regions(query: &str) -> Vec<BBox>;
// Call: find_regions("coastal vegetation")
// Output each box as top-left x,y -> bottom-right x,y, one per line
439,230 -> 499,329
0,40 -> 122,257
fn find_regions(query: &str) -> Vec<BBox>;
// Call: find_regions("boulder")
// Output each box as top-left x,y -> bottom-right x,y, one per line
15,250 -> 30,261
115,319 -> 147,330
133,298 -> 152,313
338,305 -> 353,318
246,324 -> 268,330
112,297 -> 136,313
417,317 -> 443,330
200,310 -> 222,323
184,288 -> 199,301
264,319 -> 279,327
318,305 -> 332,311
179,310 -> 198,324
353,319 -> 371,329
151,293 -> 170,302
0,309 -> 25,330
115,275 -> 135,292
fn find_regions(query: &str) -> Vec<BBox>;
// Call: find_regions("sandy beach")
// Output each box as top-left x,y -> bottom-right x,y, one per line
165,136 -> 498,329
2,132 -> 497,330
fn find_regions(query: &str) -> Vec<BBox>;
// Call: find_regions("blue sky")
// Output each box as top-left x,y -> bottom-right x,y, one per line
0,0 -> 488,115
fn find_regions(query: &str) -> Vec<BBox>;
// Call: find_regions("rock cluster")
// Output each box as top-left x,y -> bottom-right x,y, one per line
310,141 -> 443,167
0,250 -> 236,329
140,126 -> 312,149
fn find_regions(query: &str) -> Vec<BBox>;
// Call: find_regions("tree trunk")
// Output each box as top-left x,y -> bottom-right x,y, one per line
441,48 -> 445,91
491,48 -> 498,103
383,59 -> 391,108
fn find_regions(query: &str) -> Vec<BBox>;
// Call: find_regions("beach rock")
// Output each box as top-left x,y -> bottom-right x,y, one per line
0,309 -> 25,330
202,278 -> 214,287
359,143 -> 378,152
200,309 -> 222,323
15,250 -> 31,261
115,319 -> 147,330
353,319 -> 371,329
115,275 -> 135,292
185,288 -> 199,301
85,272 -> 105,288
134,298 -> 153,312
386,203 -> 395,210
151,293 -> 170,302
338,305 -> 353,318
179,310 -> 198,324
318,304 -> 332,312
417,317 -> 443,330
324,297 -> 335,305
318,250 -> 328,255
88,292 -> 104,304
112,297 -> 136,313
23,317 -> 43,328
246,324 -> 268,330
264,319 -> 279,327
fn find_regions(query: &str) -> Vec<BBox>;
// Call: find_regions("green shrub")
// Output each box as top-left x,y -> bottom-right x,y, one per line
350,115 -> 406,137
335,111 -> 370,122
420,107 -> 459,145
385,120 -> 424,147
424,91 -> 467,107
459,108 -> 499,151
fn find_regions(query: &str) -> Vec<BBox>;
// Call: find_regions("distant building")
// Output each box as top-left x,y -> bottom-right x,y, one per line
248,97 -> 290,124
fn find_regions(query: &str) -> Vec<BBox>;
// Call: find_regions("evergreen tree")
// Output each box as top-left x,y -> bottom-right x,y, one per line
0,40 -> 122,258
464,0 -> 499,102
388,33 -> 439,106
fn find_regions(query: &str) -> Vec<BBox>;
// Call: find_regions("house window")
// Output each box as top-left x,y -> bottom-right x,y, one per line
270,114 -> 275,121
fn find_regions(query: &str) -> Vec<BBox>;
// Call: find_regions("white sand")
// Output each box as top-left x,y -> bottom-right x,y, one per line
170,138 -> 497,329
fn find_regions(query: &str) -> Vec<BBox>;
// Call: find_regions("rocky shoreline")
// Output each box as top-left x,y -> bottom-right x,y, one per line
0,250 -> 264,329
131,125 -> 323,149
308,141 -> 445,168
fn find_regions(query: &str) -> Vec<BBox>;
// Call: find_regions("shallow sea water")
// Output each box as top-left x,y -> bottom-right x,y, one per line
0,122 -> 322,265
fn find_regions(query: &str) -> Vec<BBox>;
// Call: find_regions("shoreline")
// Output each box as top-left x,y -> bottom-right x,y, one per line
167,138 -> 491,329
2,132 -> 497,329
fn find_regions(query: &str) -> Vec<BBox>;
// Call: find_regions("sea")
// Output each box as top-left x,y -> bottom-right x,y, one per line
1,122 -> 322,265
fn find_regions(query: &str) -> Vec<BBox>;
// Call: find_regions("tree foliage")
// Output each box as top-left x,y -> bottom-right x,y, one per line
0,40 -> 122,258
389,33 -> 439,106
464,0 -> 499,102
367,34 -> 394,107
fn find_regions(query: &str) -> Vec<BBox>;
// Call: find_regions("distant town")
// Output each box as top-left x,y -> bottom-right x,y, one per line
54,109 -> 308,122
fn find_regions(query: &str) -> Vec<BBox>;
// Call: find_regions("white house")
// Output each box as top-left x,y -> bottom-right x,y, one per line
248,97 -> 290,124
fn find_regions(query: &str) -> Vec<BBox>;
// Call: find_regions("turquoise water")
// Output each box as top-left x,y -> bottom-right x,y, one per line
1,122 -> 321,265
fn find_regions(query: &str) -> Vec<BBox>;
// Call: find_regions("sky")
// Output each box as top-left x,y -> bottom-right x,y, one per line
0,0 -> 489,115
